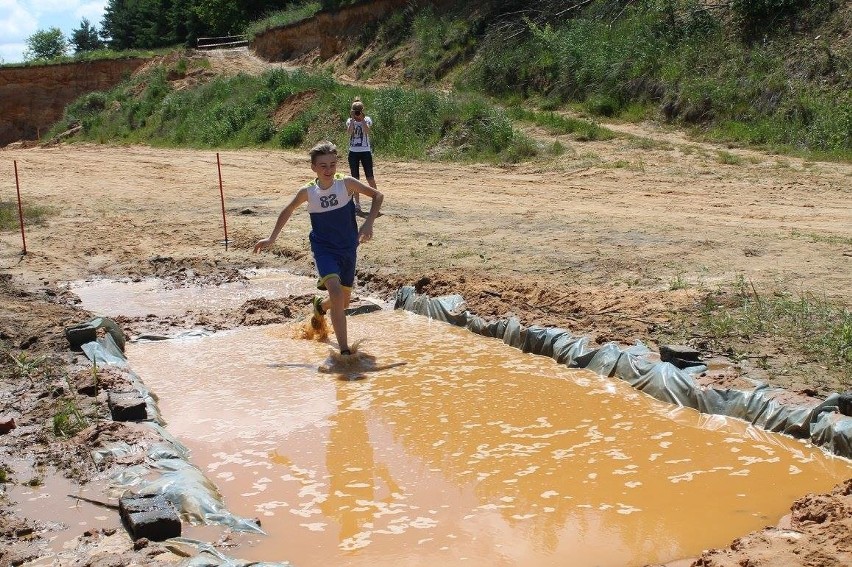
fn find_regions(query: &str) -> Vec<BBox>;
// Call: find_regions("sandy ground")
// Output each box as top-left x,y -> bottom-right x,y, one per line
1,50 -> 851,566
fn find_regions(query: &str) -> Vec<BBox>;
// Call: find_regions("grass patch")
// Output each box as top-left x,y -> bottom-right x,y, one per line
0,347 -> 91,437
506,107 -> 617,141
0,201 -> 52,231
460,3 -> 850,158
698,277 -> 851,387
627,136 -> 674,151
669,273 -> 689,290
53,374 -> 91,438
246,3 -> 322,38
1,48 -> 165,68
789,229 -> 852,246
53,399 -> 88,437
404,7 -> 481,83
3,350 -> 47,383
602,159 -> 644,171
717,150 -> 743,165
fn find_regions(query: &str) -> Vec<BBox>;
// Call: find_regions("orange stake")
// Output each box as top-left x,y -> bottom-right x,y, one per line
13,160 -> 27,255
216,152 -> 229,251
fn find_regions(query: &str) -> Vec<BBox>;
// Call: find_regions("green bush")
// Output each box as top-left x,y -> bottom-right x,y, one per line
460,1 -> 849,157
730,0 -> 834,41
585,94 -> 620,117
279,120 -> 307,148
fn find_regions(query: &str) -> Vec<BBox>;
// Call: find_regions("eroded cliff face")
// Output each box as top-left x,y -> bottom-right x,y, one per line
0,58 -> 148,147
2,1 -> 450,147
252,0 -> 456,61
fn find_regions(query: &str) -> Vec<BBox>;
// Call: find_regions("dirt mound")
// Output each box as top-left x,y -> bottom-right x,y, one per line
691,480 -> 852,566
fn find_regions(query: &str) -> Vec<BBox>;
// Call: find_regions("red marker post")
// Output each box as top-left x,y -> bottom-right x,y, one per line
216,152 -> 229,251
13,160 -> 27,255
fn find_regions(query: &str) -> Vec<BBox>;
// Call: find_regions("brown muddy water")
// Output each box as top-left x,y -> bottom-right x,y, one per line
49,275 -> 852,566
123,310 -> 852,567
67,269 -> 319,317
4,471 -> 115,561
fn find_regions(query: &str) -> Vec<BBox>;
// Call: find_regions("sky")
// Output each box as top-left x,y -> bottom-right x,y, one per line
0,0 -> 108,64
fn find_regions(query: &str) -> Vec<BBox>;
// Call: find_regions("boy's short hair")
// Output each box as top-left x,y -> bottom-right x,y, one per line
309,141 -> 338,164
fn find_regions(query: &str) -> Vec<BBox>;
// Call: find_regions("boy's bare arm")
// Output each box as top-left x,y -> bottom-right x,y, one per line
360,191 -> 383,242
345,177 -> 383,242
253,189 -> 308,252
364,190 -> 383,219
344,177 -> 381,203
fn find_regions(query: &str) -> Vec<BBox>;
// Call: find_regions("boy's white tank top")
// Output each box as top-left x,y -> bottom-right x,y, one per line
304,176 -> 358,252
305,177 -> 351,213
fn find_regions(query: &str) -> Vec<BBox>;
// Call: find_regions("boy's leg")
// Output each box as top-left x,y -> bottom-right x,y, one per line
324,277 -> 352,353
315,285 -> 351,316
312,254 -> 336,325
313,251 -> 356,354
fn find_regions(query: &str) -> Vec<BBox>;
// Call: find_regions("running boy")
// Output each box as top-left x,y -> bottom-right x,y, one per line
253,141 -> 383,356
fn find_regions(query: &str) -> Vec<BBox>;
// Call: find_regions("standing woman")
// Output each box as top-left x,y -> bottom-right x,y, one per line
345,97 -> 378,216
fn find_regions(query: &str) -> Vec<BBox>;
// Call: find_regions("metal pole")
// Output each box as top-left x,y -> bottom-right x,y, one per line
13,160 -> 27,255
216,152 -> 229,251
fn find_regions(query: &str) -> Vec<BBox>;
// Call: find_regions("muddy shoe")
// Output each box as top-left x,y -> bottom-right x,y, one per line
312,296 -> 326,317
310,296 -> 326,330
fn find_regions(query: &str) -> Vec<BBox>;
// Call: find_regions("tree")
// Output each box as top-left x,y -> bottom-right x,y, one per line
101,0 -> 134,50
24,28 -> 68,61
193,0 -> 244,36
71,18 -> 105,53
102,0 -> 182,50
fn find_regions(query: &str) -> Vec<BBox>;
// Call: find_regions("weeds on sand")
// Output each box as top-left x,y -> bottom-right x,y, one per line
698,276 -> 851,388
506,107 -> 616,142
52,376 -> 89,438
53,400 -> 88,438
717,150 -> 743,165
0,200 -> 51,231
2,349 -> 47,385
669,273 -> 689,290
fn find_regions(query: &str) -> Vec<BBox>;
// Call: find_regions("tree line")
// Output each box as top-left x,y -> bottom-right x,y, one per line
24,0 -> 363,61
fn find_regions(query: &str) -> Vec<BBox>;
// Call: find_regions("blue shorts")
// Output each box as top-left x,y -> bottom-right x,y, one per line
314,249 -> 356,290
348,151 -> 374,179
